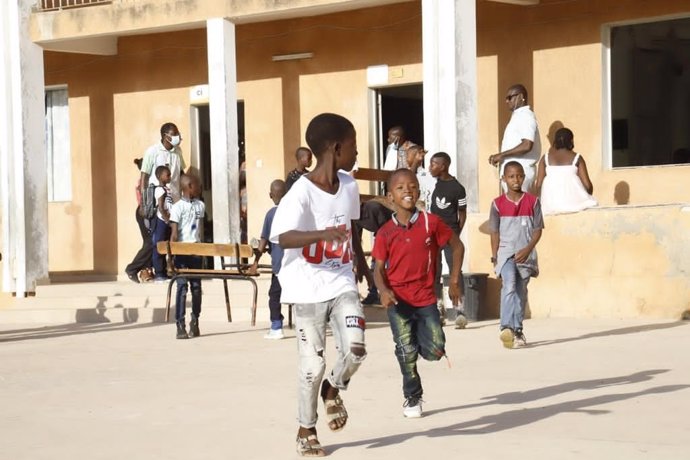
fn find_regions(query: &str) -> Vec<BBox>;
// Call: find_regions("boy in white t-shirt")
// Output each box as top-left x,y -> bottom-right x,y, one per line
169,173 -> 206,340
270,113 -> 366,457
152,165 -> 173,282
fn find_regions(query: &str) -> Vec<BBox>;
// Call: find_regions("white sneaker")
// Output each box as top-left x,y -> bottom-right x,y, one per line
454,312 -> 468,329
264,329 -> 284,340
403,396 -> 423,418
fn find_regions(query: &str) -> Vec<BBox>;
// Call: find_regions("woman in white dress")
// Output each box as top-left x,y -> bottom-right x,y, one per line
535,127 -> 597,215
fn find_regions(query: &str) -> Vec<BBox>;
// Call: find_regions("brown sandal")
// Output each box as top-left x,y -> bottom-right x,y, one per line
296,434 -> 325,457
321,381 -> 348,432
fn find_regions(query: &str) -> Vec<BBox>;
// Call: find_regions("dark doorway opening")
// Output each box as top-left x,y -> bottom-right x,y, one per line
191,102 -> 246,267
378,84 -> 424,166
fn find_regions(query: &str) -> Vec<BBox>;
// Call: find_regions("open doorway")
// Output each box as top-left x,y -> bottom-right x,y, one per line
376,84 -> 424,167
190,102 -> 246,254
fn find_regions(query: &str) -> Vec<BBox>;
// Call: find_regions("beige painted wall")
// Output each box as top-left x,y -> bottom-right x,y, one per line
238,78 -> 286,241
467,206 -> 690,320
43,3 -> 423,274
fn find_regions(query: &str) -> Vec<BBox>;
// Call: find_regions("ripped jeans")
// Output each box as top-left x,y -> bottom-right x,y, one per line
387,301 -> 446,399
295,290 -> 367,428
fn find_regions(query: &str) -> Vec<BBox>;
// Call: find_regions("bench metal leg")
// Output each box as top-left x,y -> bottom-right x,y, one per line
288,304 -> 293,329
247,277 -> 258,327
222,279 -> 232,323
164,277 -> 176,323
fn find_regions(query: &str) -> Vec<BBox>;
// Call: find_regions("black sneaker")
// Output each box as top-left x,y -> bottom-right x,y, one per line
189,318 -> 200,338
514,330 -> 527,348
176,322 -> 189,340
126,271 -> 140,284
361,291 -> 380,305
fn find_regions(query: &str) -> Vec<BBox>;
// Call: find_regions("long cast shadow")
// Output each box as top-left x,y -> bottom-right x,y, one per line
425,369 -> 668,416
0,320 -> 166,343
528,321 -> 689,348
329,383 -> 690,452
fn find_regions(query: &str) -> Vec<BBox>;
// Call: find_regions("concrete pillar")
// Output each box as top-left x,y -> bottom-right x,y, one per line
206,18 -> 241,244
0,0 -> 48,296
422,0 -> 479,212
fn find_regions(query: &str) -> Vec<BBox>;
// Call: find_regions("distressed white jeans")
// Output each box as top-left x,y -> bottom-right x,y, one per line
295,290 -> 367,428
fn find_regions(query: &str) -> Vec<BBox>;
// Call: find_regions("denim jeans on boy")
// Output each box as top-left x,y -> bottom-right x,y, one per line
268,274 -> 284,330
174,255 -> 202,324
151,217 -> 170,278
387,301 -> 446,399
295,290 -> 366,429
499,257 -> 530,332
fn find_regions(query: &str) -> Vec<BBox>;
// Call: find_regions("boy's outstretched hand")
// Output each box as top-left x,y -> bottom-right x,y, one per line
379,288 -> 398,308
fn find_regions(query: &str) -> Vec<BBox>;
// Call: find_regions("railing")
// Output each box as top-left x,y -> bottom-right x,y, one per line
35,0 -> 113,12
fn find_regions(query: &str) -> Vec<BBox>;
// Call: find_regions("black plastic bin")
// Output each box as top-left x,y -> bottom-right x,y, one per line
462,273 -> 488,321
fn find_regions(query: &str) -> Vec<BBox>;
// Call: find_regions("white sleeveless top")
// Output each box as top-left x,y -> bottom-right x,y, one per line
540,153 -> 597,215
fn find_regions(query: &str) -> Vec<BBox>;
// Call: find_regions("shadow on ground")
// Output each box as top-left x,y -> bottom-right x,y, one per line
528,321 -> 689,348
328,369 -> 689,452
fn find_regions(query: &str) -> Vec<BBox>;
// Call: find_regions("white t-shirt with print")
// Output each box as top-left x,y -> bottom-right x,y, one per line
269,171 -> 360,304
169,198 -> 205,243
154,185 -> 173,222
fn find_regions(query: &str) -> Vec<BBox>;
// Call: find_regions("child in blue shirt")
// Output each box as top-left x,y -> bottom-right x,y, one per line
250,179 -> 287,339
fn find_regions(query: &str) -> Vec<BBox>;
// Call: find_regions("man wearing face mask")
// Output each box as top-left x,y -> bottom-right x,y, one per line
489,84 -> 541,193
140,122 -> 187,204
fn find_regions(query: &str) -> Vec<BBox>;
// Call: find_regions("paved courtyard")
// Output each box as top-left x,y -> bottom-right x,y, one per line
1,317 -> 689,459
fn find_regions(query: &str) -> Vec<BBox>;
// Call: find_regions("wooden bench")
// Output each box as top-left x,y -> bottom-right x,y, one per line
156,241 -> 272,326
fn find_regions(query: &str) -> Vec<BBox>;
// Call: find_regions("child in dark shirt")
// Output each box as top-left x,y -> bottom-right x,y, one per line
285,146 -> 313,191
429,152 -> 468,327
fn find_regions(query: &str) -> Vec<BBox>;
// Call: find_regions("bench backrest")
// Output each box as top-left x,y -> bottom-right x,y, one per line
156,241 -> 254,259
353,167 -> 392,201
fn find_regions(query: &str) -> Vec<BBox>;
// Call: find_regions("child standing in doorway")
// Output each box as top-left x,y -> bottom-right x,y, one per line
270,113 -> 366,457
489,161 -> 544,349
372,169 -> 464,418
169,173 -> 206,339
249,179 -> 287,339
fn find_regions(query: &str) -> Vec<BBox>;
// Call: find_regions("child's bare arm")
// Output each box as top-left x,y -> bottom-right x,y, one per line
457,208 -> 467,233
373,259 -> 397,308
350,225 -> 373,286
248,237 -> 269,275
490,231 -> 500,264
515,228 -> 542,263
278,228 -> 348,249
447,234 -> 465,305
170,222 -> 179,242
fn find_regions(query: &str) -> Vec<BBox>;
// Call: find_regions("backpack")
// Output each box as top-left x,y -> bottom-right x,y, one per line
141,183 -> 159,220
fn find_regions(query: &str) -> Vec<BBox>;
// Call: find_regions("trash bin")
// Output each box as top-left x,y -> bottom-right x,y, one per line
462,273 -> 488,321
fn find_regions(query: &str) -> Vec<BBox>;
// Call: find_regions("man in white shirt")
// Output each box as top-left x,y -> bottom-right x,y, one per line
139,122 -> 187,203
382,126 -> 414,171
489,84 -> 541,192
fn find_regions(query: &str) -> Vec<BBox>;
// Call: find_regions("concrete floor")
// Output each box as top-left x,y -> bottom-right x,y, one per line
1,317 -> 689,459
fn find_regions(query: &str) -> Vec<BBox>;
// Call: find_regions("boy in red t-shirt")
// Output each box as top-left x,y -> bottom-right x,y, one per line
372,169 -> 464,418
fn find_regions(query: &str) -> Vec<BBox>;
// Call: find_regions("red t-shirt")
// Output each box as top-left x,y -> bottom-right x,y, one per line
372,211 -> 453,307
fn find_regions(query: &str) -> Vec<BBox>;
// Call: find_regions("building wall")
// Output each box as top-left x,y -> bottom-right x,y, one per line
39,0 -> 689,318
471,0 -> 690,319
43,3 -> 423,274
